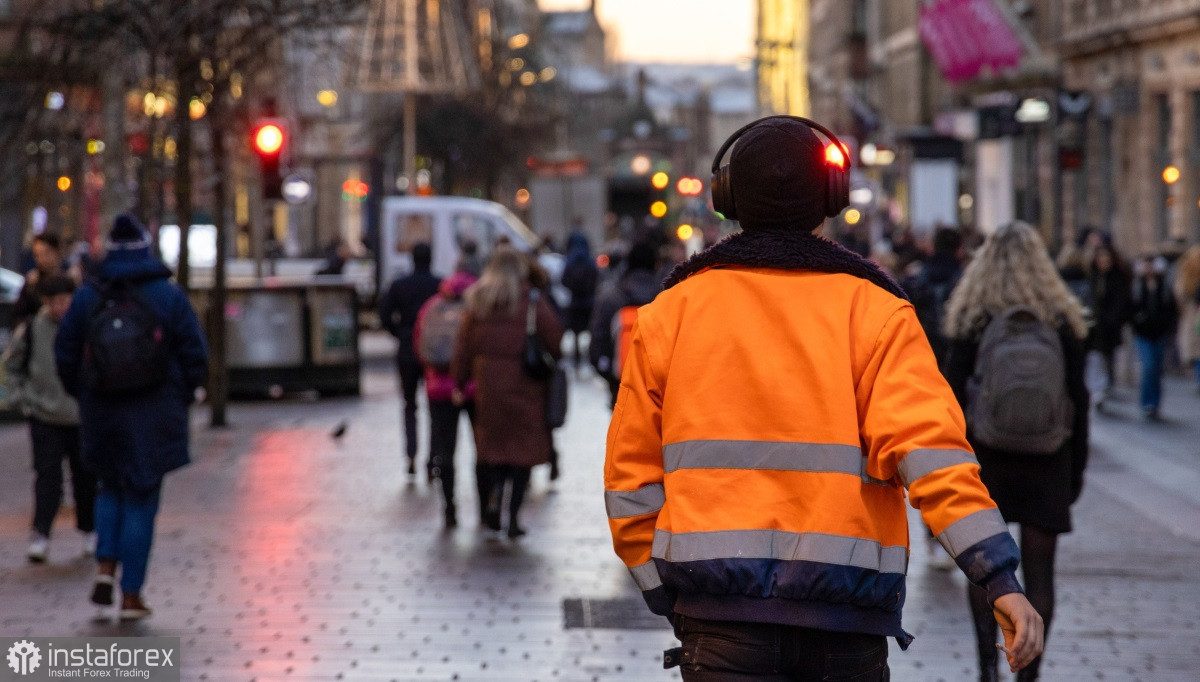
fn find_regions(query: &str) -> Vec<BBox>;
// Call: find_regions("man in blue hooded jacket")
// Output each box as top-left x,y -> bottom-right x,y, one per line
55,214 -> 209,620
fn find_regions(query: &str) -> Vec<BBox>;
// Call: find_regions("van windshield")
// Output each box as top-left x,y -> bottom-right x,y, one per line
496,206 -> 540,248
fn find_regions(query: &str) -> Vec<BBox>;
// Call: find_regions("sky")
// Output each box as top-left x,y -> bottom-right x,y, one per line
538,0 -> 755,65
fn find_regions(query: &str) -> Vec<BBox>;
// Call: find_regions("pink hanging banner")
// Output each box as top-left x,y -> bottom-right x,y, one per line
919,0 -> 1023,83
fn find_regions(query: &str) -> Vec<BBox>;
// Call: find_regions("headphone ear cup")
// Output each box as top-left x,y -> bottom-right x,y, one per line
711,166 -> 737,220
826,166 -> 849,217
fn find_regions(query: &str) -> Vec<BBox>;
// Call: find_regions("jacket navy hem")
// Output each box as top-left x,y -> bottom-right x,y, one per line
983,569 -> 1024,605
673,592 -> 915,650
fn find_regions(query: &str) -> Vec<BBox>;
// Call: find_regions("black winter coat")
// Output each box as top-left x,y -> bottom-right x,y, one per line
379,268 -> 441,361
944,322 -> 1090,533
904,254 -> 962,367
55,251 -> 209,492
1130,276 -> 1177,340
1089,268 -> 1131,353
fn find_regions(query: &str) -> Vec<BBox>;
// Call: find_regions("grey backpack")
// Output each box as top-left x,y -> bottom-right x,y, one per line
966,306 -> 1073,455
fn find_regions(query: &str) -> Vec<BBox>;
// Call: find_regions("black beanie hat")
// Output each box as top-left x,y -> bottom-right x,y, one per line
729,119 -> 827,232
107,214 -> 151,250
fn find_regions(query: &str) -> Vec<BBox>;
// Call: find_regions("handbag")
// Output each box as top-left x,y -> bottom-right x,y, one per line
521,290 -> 556,381
545,364 -> 568,429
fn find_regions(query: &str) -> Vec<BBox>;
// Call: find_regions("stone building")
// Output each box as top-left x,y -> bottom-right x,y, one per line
808,0 -> 1067,241
1060,0 -> 1200,254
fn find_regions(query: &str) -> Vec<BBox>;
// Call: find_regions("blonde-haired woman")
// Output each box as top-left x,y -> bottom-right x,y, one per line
452,246 -> 563,538
942,222 -> 1090,682
1174,244 -> 1200,392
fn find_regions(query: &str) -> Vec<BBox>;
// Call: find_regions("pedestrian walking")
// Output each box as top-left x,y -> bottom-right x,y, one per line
379,242 -> 442,478
1129,254 -> 1178,419
604,116 -> 1042,680
588,240 -> 662,407
452,247 -> 563,538
905,226 -> 965,369
560,229 -> 598,368
526,254 -> 567,482
941,221 -> 1091,681
1088,243 -> 1132,407
10,233 -> 68,330
54,214 -> 209,621
903,226 -> 966,572
1173,244 -> 1200,393
414,270 -> 478,528
1,275 -> 95,564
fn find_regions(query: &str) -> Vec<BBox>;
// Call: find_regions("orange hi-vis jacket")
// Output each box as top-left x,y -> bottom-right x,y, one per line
604,254 -> 1022,646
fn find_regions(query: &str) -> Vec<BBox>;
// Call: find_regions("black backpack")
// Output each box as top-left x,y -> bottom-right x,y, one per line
84,279 -> 169,395
966,307 -> 1073,455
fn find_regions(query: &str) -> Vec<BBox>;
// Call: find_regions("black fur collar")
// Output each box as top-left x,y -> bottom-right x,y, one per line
663,229 -> 908,301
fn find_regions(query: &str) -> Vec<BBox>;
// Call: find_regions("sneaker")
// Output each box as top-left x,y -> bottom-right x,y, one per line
90,574 -> 114,606
27,533 -> 49,563
80,531 -> 97,557
119,594 -> 152,621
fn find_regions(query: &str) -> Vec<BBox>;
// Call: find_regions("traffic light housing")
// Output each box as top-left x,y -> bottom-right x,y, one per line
252,118 -> 287,200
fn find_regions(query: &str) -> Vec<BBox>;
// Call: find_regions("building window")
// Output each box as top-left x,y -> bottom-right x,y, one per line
1155,93 -> 1171,239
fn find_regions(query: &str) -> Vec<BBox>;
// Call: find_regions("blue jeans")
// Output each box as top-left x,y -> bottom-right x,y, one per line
1134,335 -> 1169,411
95,484 -> 161,594
673,615 -> 889,681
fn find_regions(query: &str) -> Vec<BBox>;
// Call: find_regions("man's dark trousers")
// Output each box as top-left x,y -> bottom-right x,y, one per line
30,418 -> 96,537
673,616 -> 889,681
397,357 -> 423,464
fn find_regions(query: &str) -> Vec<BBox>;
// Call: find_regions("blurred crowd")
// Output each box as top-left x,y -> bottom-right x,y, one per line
861,222 -> 1200,419
378,228 -> 674,537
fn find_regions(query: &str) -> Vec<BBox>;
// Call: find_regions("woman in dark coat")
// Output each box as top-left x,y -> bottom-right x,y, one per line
1087,244 -> 1131,407
452,246 -> 563,538
942,222 -> 1090,682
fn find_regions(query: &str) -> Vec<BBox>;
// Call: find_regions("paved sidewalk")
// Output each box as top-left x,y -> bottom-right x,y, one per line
0,333 -> 1197,680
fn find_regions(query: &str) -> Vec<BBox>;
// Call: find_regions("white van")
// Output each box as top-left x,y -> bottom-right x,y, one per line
379,196 -> 540,286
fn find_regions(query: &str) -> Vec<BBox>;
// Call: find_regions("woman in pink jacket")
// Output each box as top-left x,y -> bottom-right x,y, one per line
414,271 -> 479,528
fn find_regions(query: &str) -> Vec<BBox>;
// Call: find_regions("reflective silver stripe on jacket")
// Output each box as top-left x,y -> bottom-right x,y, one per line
629,560 -> 662,591
605,484 -> 666,519
662,440 -> 889,485
936,508 -> 1009,558
651,528 -> 909,575
896,448 -> 978,488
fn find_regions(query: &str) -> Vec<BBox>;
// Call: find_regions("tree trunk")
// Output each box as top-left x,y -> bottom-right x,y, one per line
174,60 -> 195,291
209,113 -> 230,428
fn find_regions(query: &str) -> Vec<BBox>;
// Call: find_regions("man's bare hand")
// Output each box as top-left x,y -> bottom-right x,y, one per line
992,593 -> 1044,672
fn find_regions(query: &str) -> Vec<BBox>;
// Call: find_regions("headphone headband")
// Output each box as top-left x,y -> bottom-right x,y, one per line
710,115 -> 850,174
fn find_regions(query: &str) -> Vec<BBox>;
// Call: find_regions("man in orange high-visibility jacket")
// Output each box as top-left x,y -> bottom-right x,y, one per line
604,117 -> 1042,680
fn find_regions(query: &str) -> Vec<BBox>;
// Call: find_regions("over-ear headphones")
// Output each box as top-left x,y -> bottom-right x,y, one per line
710,115 -> 851,221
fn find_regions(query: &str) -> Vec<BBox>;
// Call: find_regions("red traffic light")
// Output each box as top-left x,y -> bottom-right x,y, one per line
253,122 -> 285,156
341,179 -> 369,200
676,177 -> 703,196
